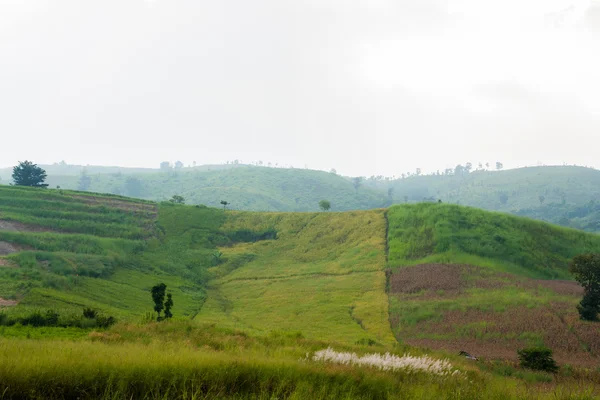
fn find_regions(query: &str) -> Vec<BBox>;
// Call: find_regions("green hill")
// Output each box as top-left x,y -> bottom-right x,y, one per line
9,165 -> 390,212
386,203 -> 600,367
4,187 -> 600,397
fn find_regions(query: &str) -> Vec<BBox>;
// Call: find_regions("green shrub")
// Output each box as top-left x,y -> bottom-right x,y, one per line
517,347 -> 558,373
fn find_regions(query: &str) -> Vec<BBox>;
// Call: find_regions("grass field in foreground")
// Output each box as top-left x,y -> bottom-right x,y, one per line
197,210 -> 395,346
1,320 -> 598,400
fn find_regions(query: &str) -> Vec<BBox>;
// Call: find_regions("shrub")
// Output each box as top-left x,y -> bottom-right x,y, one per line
517,347 -> 558,373
83,308 -> 98,319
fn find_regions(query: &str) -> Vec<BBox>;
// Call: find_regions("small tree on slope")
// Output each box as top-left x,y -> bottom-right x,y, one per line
569,254 -> 600,321
151,283 -> 166,321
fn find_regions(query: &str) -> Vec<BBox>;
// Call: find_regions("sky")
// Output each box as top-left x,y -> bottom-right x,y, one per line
1,0 -> 599,177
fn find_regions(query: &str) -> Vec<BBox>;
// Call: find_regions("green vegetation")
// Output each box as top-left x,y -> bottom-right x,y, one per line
198,210 -> 395,345
569,254 -> 600,321
11,160 -> 48,188
517,347 -> 559,373
387,203 -> 600,279
386,204 -> 600,368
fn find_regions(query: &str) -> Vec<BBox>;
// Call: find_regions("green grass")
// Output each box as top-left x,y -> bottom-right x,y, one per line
387,203 -> 600,279
197,210 -> 395,345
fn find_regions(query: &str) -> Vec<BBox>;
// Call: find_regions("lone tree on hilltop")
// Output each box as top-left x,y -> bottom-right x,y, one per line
319,199 -> 331,211
496,161 -> 504,170
169,194 -> 185,204
220,200 -> 229,210
569,254 -> 600,321
12,161 -> 48,188
151,283 -> 174,321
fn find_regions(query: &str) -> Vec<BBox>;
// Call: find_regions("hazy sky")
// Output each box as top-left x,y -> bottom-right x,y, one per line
1,0 -> 599,177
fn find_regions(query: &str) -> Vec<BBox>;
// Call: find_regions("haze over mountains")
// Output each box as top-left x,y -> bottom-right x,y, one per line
2,162 -> 599,232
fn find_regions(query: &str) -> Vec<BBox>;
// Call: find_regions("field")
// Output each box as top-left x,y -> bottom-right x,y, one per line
197,210 -> 394,345
386,203 -> 600,368
3,186 -> 600,397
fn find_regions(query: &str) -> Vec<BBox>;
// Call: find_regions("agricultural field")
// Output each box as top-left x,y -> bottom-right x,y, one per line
387,203 -> 600,368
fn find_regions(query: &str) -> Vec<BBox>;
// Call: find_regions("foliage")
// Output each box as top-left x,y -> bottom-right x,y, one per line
517,347 -> 559,373
0,309 -> 116,329
12,161 -> 48,188
164,293 -> 173,319
569,254 -> 600,321
319,199 -> 331,211
151,283 -> 166,319
169,194 -> 185,204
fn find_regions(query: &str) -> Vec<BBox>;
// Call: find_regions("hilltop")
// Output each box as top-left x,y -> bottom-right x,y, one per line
2,163 -> 599,231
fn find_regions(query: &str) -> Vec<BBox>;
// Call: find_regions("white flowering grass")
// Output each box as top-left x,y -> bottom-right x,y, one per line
311,347 -> 460,376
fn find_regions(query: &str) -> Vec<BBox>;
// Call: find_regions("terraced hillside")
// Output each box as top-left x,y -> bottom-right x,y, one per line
0,186 -> 221,318
386,203 -> 600,367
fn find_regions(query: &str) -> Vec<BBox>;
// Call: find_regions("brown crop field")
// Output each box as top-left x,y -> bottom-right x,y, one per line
388,264 -> 600,367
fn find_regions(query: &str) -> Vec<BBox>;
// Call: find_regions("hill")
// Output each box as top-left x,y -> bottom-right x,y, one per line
3,163 -> 599,230
3,188 -> 600,397
386,203 -> 600,366
6,165 -> 390,212
0,185 -> 392,345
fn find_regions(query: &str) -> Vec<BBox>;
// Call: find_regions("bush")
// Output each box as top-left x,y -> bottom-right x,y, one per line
517,347 -> 558,373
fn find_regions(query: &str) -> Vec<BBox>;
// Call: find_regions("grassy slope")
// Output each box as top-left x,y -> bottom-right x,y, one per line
36,166 -> 390,212
0,186 -> 225,318
197,210 -> 395,345
386,203 -> 600,366
0,186 -> 393,346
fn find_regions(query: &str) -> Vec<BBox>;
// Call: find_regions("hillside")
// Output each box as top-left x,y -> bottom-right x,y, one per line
15,165 -> 390,212
0,185 -> 392,345
386,203 -> 600,366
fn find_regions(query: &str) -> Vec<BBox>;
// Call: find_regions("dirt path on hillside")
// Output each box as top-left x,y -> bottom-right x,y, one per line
0,298 -> 17,307
0,241 -> 19,255
0,220 -> 53,233
70,195 -> 157,215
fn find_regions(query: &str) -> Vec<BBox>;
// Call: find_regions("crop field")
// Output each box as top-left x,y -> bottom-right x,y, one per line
197,210 -> 395,345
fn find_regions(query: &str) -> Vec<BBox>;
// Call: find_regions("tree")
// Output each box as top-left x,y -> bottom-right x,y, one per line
12,161 -> 48,188
319,200 -> 331,211
539,195 -> 545,206
351,177 -> 362,192
125,177 -> 143,197
465,162 -> 473,174
517,347 -> 558,373
174,160 -> 184,169
416,168 -> 422,176
160,161 -> 171,171
220,200 -> 229,210
454,164 -> 465,176
329,168 -> 337,175
169,195 -> 185,204
496,162 -> 504,170
163,293 -> 173,319
151,283 -> 166,320
77,171 -> 92,191
485,162 -> 490,170
403,195 -> 409,203
569,254 -> 600,321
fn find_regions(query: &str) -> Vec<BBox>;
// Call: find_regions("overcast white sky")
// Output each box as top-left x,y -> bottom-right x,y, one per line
1,0 -> 599,176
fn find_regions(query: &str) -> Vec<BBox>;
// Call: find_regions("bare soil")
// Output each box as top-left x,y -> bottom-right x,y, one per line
70,195 -> 158,215
0,297 -> 17,307
0,241 -> 19,255
0,220 -> 53,233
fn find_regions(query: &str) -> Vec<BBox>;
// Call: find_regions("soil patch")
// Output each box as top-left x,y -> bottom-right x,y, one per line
0,241 -> 20,255
70,195 -> 157,215
0,297 -> 18,307
0,220 -> 54,233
